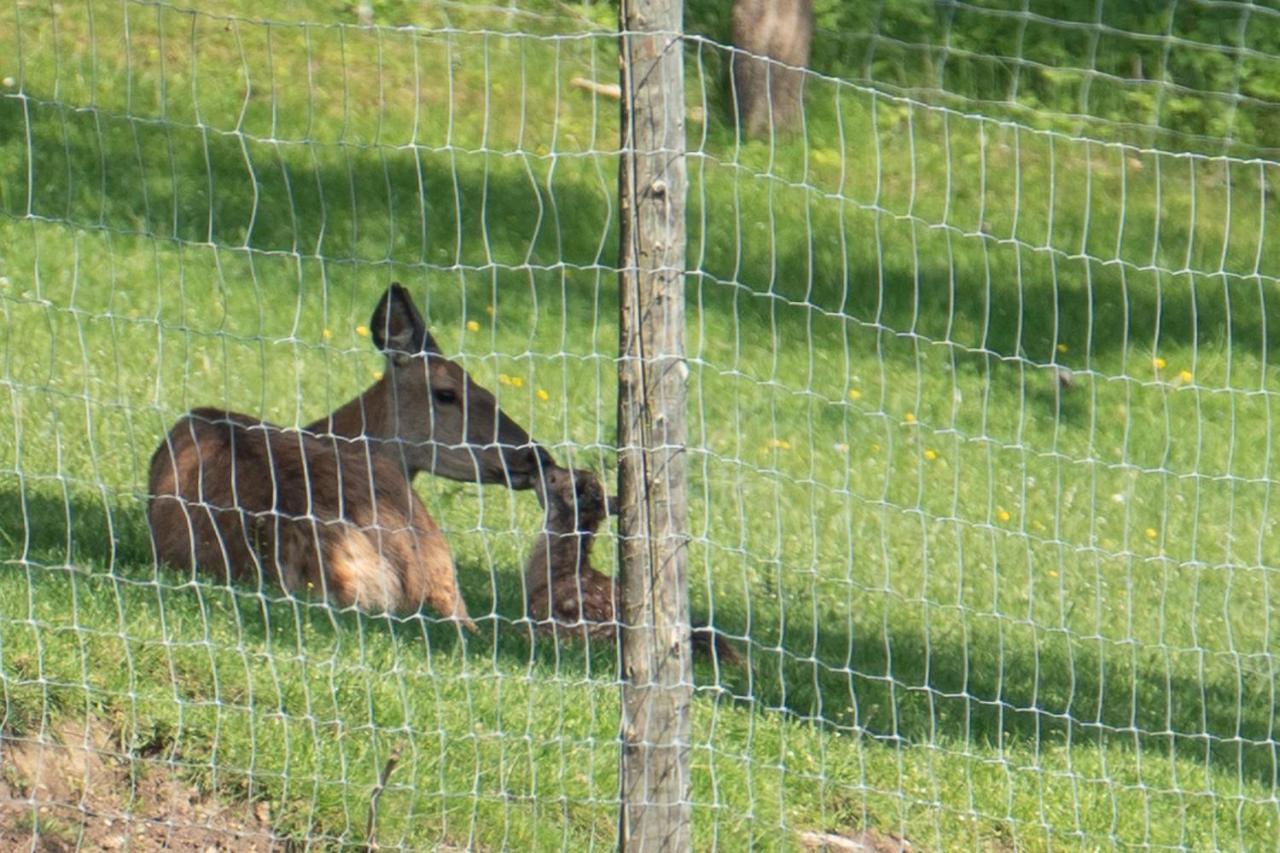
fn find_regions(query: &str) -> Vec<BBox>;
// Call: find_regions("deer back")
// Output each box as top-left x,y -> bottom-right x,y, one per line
148,408 -> 472,627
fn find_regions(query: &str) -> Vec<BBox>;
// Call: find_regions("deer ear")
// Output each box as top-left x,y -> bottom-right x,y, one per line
371,283 -> 441,362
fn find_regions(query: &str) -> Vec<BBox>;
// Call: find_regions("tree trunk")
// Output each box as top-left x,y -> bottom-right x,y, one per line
730,0 -> 814,138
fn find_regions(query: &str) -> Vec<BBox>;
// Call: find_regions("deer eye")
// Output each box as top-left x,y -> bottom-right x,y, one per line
432,387 -> 459,405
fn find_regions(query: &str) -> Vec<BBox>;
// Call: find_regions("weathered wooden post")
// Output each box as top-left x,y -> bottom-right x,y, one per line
616,0 -> 691,850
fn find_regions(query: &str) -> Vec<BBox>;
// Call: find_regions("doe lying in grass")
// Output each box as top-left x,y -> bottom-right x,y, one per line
148,408 -> 475,628
147,282 -> 555,624
526,466 -> 742,665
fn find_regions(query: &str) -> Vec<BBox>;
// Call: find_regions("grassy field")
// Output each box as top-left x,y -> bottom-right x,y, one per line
2,1 -> 1280,848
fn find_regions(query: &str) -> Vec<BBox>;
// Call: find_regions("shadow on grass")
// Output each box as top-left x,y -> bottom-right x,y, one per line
0,483 -> 153,570
2,483 -> 1276,788
5,93 -> 1279,371
739,611 -> 1280,785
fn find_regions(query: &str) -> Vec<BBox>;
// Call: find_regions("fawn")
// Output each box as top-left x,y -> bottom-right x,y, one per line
148,283 -> 553,625
525,466 -> 741,665
525,466 -> 617,641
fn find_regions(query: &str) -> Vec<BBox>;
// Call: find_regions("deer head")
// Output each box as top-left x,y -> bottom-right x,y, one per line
313,283 -> 554,490
535,465 -> 617,530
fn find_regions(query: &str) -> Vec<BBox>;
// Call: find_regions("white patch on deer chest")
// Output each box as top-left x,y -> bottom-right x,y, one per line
326,526 -> 402,613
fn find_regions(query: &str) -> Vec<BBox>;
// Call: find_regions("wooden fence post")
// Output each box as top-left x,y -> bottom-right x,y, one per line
616,0 -> 691,850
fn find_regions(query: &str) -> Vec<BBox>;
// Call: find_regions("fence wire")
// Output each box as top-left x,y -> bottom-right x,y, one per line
1,1 -> 1279,849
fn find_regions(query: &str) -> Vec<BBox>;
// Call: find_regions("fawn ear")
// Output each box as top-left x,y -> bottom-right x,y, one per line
371,283 -> 441,363
606,495 -> 619,516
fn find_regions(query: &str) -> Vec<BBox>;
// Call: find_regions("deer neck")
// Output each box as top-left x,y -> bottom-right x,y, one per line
542,525 -> 595,571
306,378 -> 419,478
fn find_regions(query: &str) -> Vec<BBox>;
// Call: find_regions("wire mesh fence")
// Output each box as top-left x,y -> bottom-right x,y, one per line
2,1 -> 1279,849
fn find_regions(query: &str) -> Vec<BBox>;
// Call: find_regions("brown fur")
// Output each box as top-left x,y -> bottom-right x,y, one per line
525,467 -> 617,641
147,283 -> 556,623
730,0 -> 814,138
304,283 -> 552,489
148,408 -> 474,630
525,467 -> 742,665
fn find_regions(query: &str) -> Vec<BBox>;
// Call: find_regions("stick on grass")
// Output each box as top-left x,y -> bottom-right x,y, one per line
364,745 -> 402,852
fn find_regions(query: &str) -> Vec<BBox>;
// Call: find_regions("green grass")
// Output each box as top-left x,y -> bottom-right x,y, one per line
3,1 -> 1280,848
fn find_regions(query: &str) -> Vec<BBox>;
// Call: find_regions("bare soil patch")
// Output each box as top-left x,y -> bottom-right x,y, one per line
1,719 -> 278,851
799,827 -> 915,852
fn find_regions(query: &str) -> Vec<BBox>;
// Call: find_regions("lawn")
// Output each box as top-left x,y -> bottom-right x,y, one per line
2,1 -> 1280,849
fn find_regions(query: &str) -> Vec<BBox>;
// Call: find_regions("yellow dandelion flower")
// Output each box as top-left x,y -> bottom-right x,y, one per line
767,438 -> 792,450
322,328 -> 333,340
869,443 -> 881,455
511,376 -> 524,388
1179,369 -> 1193,383
1057,343 -> 1068,354
466,320 -> 480,332
372,370 -> 383,381
997,508 -> 1011,523
1152,357 -> 1166,370
848,388 -> 862,402
498,373 -> 512,385
486,304 -> 496,316
356,325 -> 370,337
924,448 -> 938,461
1144,527 -> 1158,540
904,412 -> 916,424
1047,570 -> 1058,578
536,388 -> 550,401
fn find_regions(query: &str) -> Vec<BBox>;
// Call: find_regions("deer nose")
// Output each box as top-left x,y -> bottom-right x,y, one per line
498,442 -> 556,489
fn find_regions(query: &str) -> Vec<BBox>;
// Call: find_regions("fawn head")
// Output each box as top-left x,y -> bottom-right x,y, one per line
538,466 -> 617,531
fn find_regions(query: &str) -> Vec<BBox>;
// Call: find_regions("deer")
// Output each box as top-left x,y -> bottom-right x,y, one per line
147,283 -> 554,627
524,466 -> 617,643
525,466 -> 742,665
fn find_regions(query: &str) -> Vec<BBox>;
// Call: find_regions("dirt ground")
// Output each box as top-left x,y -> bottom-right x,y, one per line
0,720 -> 278,852
2,719 -> 921,852
799,827 -> 915,852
